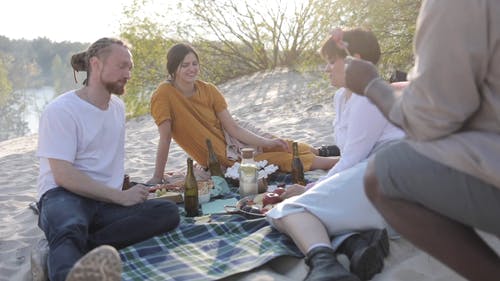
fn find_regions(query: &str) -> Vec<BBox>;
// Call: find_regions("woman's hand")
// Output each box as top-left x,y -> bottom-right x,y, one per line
266,138 -> 289,152
146,176 -> 164,185
280,184 -> 306,199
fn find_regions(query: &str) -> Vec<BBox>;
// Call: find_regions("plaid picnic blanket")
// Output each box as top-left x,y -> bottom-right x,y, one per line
119,172 -> 327,280
119,214 -> 303,281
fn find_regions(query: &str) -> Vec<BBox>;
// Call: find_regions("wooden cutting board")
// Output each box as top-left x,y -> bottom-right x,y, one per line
148,191 -> 183,203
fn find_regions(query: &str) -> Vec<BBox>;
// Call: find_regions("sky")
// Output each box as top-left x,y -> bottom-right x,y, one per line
1,0 -> 306,43
0,0 -> 136,43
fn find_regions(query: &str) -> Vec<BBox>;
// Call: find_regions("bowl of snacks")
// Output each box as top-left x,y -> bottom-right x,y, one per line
197,180 -> 213,204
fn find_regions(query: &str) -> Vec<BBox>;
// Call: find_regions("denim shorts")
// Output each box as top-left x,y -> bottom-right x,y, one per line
374,141 -> 500,236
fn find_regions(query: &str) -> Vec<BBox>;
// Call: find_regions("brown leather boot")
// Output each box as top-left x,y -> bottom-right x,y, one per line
304,246 -> 360,281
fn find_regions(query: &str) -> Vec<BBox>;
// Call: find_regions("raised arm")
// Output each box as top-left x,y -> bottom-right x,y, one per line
344,59 -> 402,124
148,120 -> 173,184
346,0 -> 485,141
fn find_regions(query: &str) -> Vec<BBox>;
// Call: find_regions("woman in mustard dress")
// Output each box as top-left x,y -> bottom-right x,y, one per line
148,43 -> 337,184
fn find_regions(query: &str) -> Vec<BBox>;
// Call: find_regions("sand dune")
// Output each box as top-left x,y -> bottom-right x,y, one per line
0,68 -> 497,281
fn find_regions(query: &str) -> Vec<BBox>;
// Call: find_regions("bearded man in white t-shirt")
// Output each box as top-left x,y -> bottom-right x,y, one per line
36,38 -> 180,281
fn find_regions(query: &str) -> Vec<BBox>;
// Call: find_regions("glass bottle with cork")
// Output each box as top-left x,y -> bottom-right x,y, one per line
184,157 -> 199,217
238,148 -> 258,198
291,142 -> 306,185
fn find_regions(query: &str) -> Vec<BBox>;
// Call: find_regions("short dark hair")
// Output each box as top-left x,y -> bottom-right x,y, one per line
166,43 -> 200,80
71,37 -> 130,85
320,28 -> 381,65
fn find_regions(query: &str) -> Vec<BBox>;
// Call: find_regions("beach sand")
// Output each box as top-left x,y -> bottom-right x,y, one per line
1,68 -> 498,281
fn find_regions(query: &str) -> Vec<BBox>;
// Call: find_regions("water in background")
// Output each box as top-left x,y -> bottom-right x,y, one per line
21,86 -> 56,134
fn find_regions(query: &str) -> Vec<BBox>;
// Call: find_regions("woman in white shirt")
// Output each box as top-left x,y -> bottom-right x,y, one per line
266,28 -> 404,281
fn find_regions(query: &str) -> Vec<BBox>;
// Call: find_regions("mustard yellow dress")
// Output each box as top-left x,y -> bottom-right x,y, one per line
150,80 -> 315,172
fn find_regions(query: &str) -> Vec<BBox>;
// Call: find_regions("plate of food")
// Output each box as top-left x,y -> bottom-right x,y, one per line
148,183 -> 183,203
148,180 -> 213,203
224,187 -> 286,219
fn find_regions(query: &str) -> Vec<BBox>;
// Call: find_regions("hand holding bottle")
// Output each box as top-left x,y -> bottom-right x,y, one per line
119,184 -> 150,206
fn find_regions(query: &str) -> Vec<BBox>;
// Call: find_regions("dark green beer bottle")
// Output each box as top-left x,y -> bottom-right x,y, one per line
291,142 -> 306,185
206,138 -> 224,178
184,157 -> 199,217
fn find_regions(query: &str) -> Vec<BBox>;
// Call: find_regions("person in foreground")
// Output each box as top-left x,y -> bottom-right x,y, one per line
266,28 -> 404,281
36,38 -> 180,281
344,1 -> 500,281
148,43 -> 338,184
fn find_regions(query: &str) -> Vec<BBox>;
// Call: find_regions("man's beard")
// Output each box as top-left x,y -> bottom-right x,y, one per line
103,79 -> 127,95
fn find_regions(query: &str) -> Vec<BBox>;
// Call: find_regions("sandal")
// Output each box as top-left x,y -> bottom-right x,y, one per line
317,145 -> 341,157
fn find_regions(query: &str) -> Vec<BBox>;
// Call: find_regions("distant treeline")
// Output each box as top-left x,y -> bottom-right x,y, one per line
118,0 -> 420,119
0,36 -> 88,93
0,0 -> 421,141
0,36 -> 90,141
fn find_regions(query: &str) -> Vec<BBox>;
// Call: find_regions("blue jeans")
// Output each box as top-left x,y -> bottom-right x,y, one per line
38,187 -> 180,281
374,141 -> 500,236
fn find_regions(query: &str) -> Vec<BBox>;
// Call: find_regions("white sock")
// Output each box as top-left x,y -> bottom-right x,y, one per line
306,243 -> 332,254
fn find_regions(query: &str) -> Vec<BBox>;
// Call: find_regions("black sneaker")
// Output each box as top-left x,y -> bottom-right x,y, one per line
360,228 -> 390,258
304,246 -> 360,281
348,243 -> 382,280
317,145 -> 341,157
337,233 -> 384,280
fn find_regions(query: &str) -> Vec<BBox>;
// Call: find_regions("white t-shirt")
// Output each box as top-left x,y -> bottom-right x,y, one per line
319,88 -> 404,181
36,91 -> 126,199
